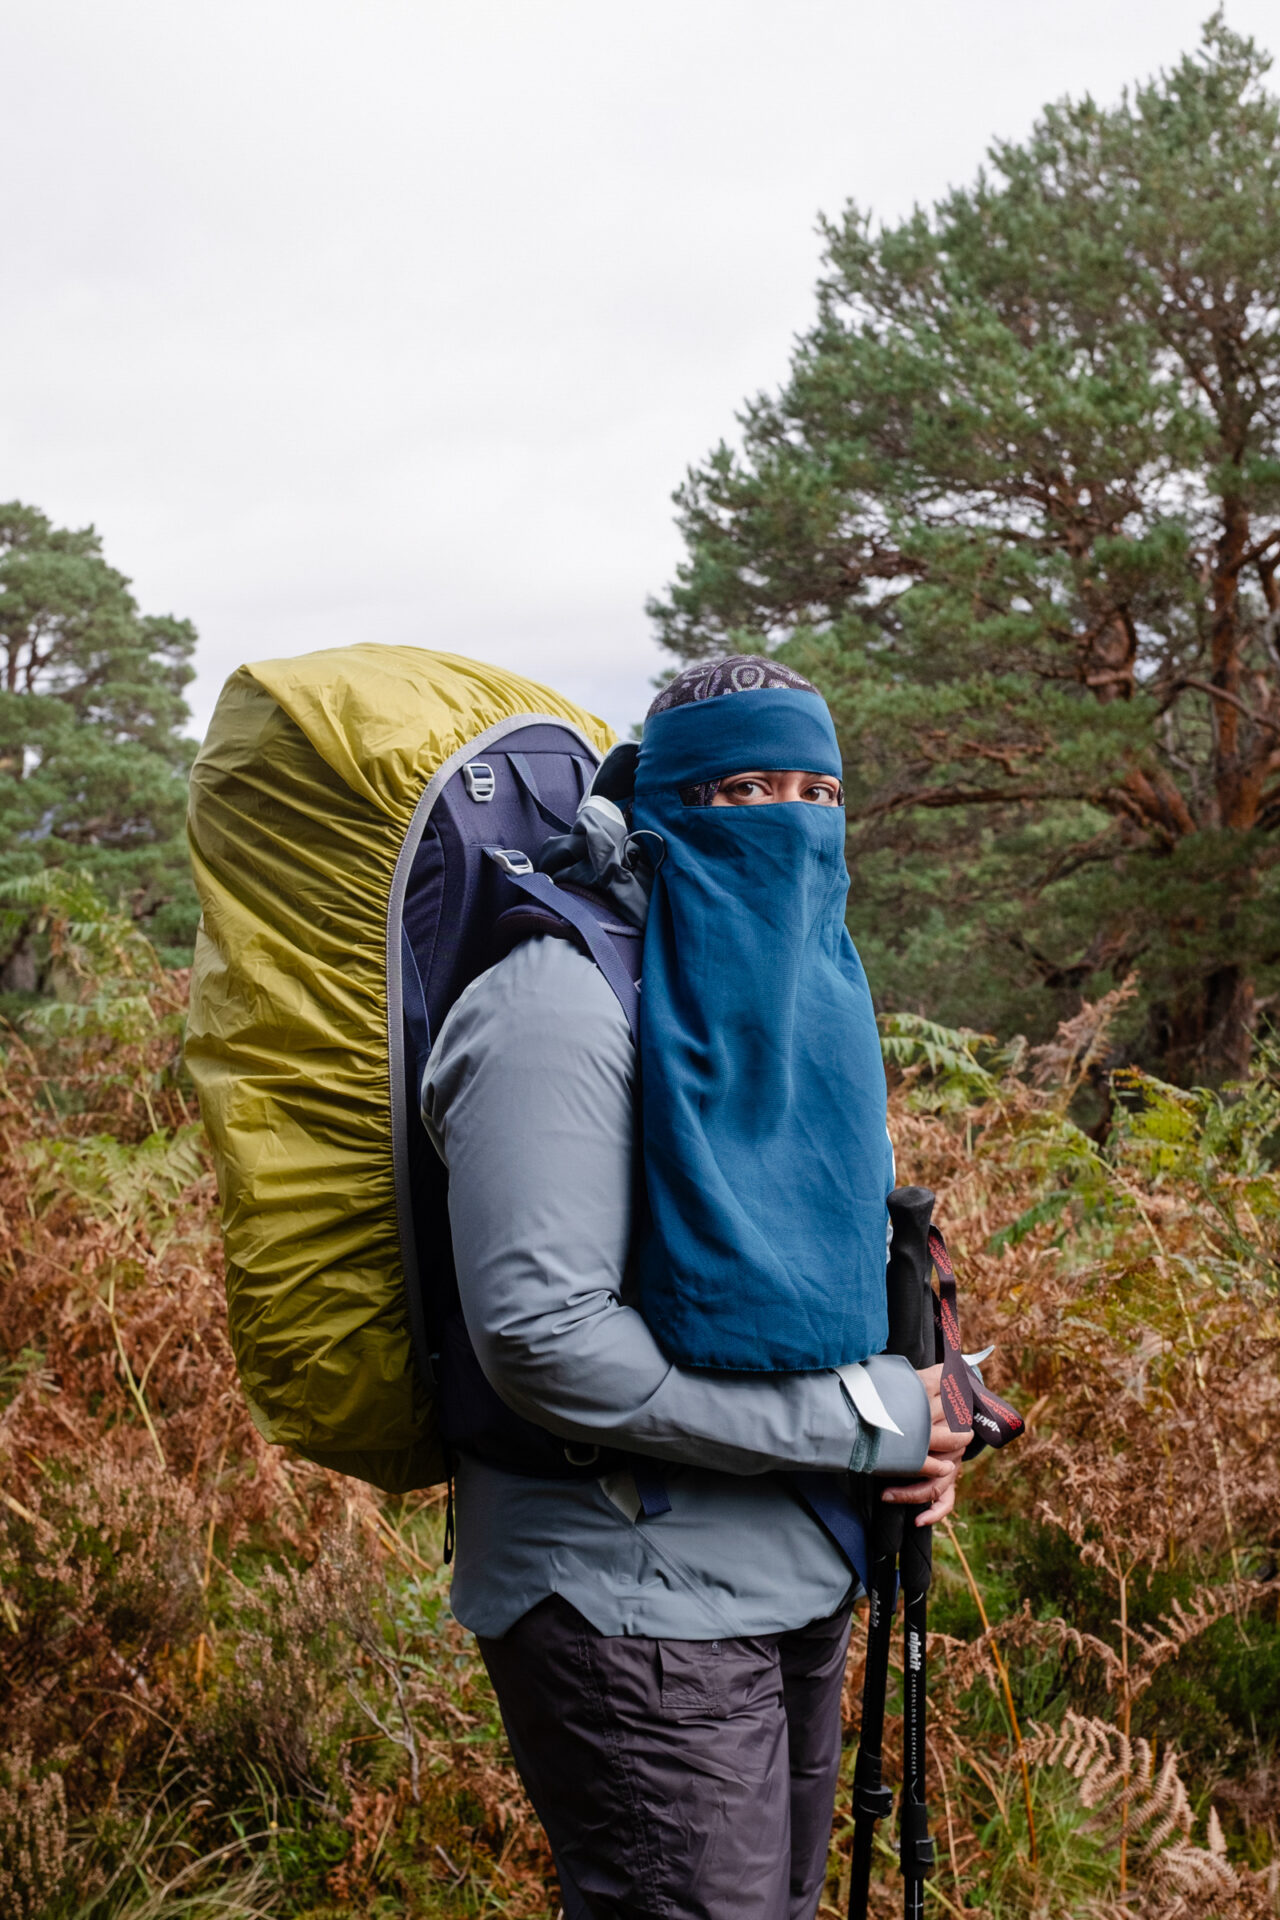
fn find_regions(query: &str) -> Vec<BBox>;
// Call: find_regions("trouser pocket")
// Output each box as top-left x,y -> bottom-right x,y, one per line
480,1598 -> 800,1919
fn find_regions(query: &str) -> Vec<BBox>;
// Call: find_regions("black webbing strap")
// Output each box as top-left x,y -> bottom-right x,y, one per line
508,753 -> 576,834
630,1460 -> 672,1519
790,1472 -> 870,1592
485,858 -> 640,1039
485,855 -> 662,1515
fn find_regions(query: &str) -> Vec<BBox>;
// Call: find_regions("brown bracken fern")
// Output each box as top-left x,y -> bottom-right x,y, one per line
1022,1712 -> 1275,1918
2,880 -> 1278,1917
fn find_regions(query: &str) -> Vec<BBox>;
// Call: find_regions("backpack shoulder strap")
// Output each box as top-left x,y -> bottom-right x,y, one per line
484,853 -> 640,1040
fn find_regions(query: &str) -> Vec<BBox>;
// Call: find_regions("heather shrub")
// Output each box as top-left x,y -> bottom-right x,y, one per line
191,1531 -> 376,1810
0,1747 -> 70,1920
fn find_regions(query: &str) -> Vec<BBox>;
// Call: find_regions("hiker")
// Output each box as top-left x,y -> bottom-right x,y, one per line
422,657 -> 973,1920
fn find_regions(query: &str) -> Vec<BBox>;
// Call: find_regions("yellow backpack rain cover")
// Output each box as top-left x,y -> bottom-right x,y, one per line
186,645 -> 613,1491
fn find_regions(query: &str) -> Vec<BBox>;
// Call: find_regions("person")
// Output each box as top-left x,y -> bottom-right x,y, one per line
422,656 -> 972,1920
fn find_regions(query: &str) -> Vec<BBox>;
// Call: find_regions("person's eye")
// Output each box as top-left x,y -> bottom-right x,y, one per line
803,782 -> 841,805
723,778 -> 767,800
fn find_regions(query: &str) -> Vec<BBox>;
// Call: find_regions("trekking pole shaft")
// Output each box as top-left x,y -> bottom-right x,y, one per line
900,1528 -> 935,1920
848,1513 -> 903,1919
849,1186 -> 938,1920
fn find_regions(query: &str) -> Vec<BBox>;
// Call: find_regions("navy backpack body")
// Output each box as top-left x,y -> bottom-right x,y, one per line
398,723 -> 641,1483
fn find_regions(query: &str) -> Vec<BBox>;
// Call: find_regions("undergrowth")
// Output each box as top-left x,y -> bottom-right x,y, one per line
1,883 -> 1276,1918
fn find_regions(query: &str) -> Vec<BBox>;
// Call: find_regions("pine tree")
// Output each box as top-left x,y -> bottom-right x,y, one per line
0,503 -> 198,978
650,15 -> 1280,1078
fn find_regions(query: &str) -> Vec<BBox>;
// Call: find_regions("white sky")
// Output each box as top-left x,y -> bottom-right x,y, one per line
4,1 -> 1277,742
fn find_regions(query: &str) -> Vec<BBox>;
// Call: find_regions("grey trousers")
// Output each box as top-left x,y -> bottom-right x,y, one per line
477,1595 -> 852,1920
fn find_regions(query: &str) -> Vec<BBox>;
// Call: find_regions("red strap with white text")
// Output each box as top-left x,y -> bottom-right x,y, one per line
927,1224 -> 1025,1457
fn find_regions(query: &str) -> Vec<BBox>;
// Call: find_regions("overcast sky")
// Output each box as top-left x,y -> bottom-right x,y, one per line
4,1 -> 1277,742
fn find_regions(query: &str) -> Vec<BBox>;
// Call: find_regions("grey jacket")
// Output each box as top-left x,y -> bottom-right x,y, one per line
422,931 -> 931,1640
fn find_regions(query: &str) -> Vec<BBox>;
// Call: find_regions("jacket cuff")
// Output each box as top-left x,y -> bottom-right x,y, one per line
860,1354 -> 931,1476
848,1419 -> 882,1474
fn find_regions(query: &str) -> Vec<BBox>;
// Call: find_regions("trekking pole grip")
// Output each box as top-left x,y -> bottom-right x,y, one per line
884,1187 -> 940,1372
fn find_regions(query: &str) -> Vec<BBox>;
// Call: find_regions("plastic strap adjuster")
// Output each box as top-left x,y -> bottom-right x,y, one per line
853,1749 -> 893,1821
898,1800 -> 935,1876
485,847 -> 534,876
462,761 -> 496,802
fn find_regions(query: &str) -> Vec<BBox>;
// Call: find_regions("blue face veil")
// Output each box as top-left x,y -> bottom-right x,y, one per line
631,687 -> 891,1372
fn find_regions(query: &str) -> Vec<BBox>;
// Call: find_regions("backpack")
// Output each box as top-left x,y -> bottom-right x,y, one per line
185,644 -> 619,1492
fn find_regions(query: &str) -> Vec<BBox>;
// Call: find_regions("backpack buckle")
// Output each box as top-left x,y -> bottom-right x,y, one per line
462,761 -> 496,802
486,847 -> 534,877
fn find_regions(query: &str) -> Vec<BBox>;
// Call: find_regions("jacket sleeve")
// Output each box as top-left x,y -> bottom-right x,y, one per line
422,935 -> 929,1478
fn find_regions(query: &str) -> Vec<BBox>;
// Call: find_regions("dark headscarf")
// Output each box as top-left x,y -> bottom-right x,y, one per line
649,655 -> 828,805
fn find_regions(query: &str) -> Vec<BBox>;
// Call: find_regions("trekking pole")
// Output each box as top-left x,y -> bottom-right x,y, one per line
848,1502 -> 904,1916
899,1508 -> 934,1920
848,1186 -> 939,1920
848,1190 -> 1029,1918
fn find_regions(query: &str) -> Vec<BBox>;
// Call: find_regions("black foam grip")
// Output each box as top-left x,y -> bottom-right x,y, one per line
885,1186 -> 938,1371
900,1521 -> 934,1596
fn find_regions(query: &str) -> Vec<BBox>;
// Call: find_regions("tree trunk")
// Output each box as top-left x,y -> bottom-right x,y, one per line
1151,956 -> 1255,1083
0,935 -> 39,995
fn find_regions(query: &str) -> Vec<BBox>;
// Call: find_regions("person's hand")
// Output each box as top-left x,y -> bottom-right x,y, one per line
880,1362 -> 972,1527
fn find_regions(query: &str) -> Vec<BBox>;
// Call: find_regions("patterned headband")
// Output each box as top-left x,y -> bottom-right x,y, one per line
645,656 -> 833,806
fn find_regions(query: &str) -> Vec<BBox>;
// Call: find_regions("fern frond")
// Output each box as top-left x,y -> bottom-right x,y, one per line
878,1011 -> 1004,1104
1129,1581 -> 1273,1699
23,1124 -> 209,1243
1021,1711 -> 1267,1913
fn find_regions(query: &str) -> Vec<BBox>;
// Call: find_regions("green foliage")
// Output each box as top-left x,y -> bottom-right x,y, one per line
878,1010 -> 1007,1105
886,989 -> 1280,1278
0,871 -> 191,1144
651,15 -> 1280,1080
0,503 -> 199,975
25,1128 -> 207,1248
1113,1053 -> 1280,1270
